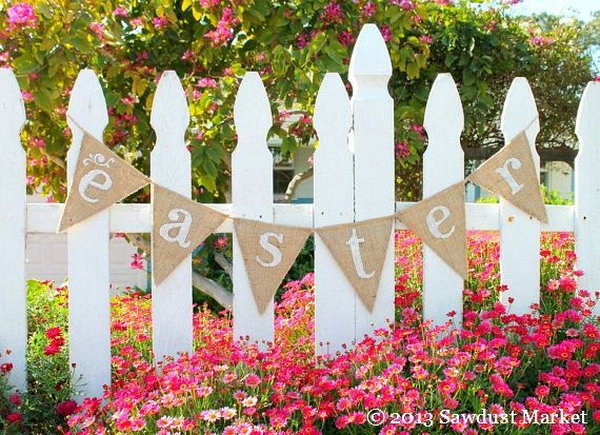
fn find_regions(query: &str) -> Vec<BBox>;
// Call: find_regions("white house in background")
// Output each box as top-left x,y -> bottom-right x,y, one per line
466,160 -> 574,202
25,194 -> 147,292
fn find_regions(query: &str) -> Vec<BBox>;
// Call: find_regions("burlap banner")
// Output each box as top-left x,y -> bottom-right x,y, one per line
58,132 -> 150,232
234,219 -> 312,314
467,131 -> 548,223
315,216 -> 394,312
396,182 -> 467,278
152,184 -> 228,285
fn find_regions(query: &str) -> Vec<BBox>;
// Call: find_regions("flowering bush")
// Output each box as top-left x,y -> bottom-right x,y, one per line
1,231 -> 598,434
0,1 -> 594,202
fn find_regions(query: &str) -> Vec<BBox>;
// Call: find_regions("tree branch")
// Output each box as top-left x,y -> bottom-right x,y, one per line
214,252 -> 232,277
124,233 -> 232,309
283,167 -> 313,202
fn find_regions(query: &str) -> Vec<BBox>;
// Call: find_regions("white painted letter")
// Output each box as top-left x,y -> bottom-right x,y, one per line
256,232 -> 283,267
159,208 -> 192,248
346,228 -> 375,279
427,205 -> 455,239
78,169 -> 112,203
495,157 -> 524,195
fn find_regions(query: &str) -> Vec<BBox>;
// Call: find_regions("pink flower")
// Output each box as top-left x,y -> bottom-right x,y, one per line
89,22 -> 105,39
7,3 -> 37,28
337,30 -> 354,47
362,2 -> 377,18
130,253 -> 145,270
45,327 -> 62,339
420,35 -> 433,44
391,0 -> 416,11
30,137 -> 46,148
21,90 -> 34,102
321,2 -> 344,24
152,16 -> 169,29
197,77 -> 218,88
594,76 -> 600,82
114,7 -> 129,17
395,141 -> 410,158
379,25 -> 392,42
245,374 -> 261,387
529,35 -> 554,46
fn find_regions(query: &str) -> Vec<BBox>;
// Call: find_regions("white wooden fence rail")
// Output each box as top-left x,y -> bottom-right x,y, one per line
0,24 -> 598,399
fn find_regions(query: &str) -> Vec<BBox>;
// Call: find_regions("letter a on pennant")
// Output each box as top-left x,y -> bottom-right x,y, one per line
58,133 -> 150,232
396,183 -> 467,279
467,132 -> 548,223
316,217 -> 394,312
234,219 -> 312,314
152,184 -> 228,285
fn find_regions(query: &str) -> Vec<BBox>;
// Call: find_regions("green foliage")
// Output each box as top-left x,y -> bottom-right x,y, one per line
475,185 -> 574,205
0,281 -> 76,433
0,0 -> 594,202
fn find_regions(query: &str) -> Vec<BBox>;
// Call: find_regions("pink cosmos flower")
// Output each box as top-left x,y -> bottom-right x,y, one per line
321,2 -> 344,24
130,253 -> 145,270
114,7 -> 129,17
7,3 -> 37,28
152,16 -> 169,29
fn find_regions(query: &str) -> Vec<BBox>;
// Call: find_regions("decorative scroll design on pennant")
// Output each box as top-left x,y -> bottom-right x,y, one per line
58,132 -> 150,232
315,216 -> 395,312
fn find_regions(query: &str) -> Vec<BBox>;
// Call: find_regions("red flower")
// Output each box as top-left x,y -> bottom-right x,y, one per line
56,400 -> 78,417
6,412 -> 22,423
9,393 -> 22,406
45,326 -> 62,339
44,342 -> 61,356
0,362 -> 13,373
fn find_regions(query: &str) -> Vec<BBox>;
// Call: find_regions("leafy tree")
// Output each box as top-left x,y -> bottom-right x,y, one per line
0,0 -> 595,306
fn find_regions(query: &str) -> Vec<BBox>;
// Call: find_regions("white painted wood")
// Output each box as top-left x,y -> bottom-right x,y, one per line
499,78 -> 541,314
150,71 -> 192,361
313,73 -> 354,355
422,73 -> 465,326
0,68 -> 27,391
232,72 -> 274,345
25,202 -> 575,234
66,69 -> 110,399
348,24 -> 395,339
575,81 -> 600,315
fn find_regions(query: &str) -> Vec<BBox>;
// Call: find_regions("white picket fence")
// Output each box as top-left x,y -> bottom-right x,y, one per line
0,24 -> 598,399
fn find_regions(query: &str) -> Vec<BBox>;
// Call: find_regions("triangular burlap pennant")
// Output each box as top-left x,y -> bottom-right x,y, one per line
234,219 -> 312,314
467,132 -> 548,223
396,182 -> 467,278
315,216 -> 394,312
152,184 -> 228,285
58,133 -> 150,232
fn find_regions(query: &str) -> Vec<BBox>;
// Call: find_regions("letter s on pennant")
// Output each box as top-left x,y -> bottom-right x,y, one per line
256,232 -> 283,267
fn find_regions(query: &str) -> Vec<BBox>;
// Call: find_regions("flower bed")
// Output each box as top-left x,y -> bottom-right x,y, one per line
1,231 -> 598,434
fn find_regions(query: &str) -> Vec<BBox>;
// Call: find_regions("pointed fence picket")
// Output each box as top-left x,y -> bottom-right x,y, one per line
422,74 -> 465,326
232,72 -> 274,345
314,73 -> 354,355
575,81 -> 600,316
66,69 -> 111,399
0,68 -> 26,391
349,24 -> 396,340
150,71 -> 193,362
0,24 -> 598,396
499,78 -> 541,314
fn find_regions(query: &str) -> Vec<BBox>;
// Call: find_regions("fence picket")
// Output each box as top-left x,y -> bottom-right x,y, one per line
349,24 -> 395,338
422,73 -> 465,326
66,69 -> 111,398
575,81 -> 600,315
314,73 -> 354,355
232,72 -> 274,345
499,78 -> 541,313
0,68 -> 27,391
150,71 -> 193,361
